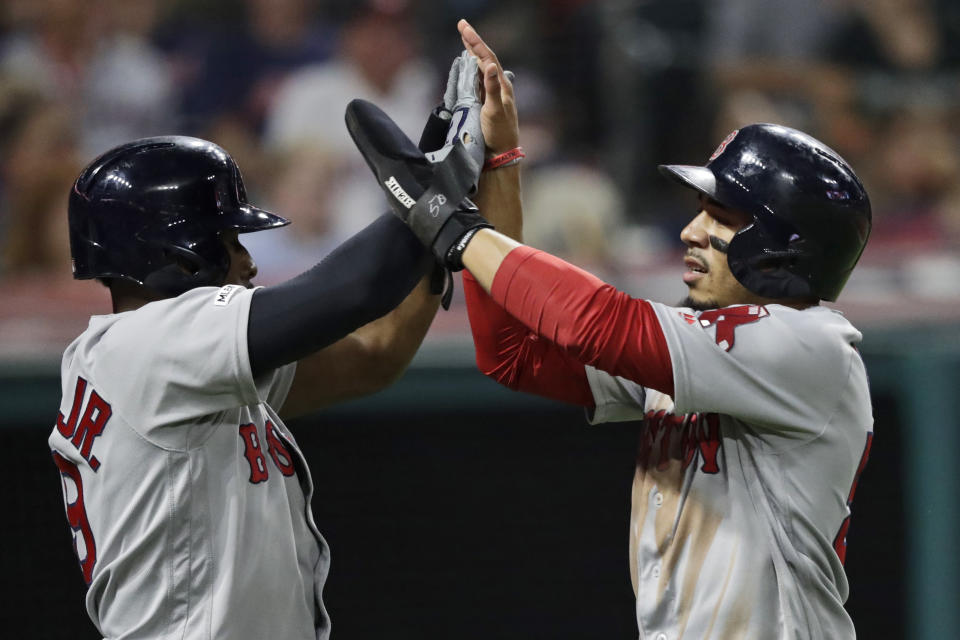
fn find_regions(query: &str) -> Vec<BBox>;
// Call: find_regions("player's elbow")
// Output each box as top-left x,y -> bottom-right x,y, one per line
476,352 -> 524,391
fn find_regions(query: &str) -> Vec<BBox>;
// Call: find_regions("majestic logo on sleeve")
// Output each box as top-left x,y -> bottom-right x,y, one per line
687,305 -> 769,351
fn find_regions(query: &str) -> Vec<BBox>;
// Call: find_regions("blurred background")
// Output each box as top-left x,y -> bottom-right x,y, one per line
1,0 -> 957,637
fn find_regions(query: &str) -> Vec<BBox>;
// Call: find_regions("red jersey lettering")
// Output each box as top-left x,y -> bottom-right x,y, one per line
239,423 -> 269,484
833,432 -> 873,564
56,377 -> 111,471
266,421 -> 296,477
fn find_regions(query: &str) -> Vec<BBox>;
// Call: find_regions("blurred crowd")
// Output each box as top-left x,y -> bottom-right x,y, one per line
1,0 -> 958,356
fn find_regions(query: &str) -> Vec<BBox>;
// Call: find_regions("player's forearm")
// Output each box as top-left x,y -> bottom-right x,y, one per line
350,275 -> 439,384
248,214 -> 432,376
474,164 -> 523,241
464,240 -> 674,395
463,272 -> 595,405
461,228 -> 522,292
279,276 -> 439,417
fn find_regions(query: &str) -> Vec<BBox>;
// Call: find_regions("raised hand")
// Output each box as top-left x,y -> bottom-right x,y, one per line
458,19 -> 520,156
345,99 -> 491,272
425,51 -> 485,184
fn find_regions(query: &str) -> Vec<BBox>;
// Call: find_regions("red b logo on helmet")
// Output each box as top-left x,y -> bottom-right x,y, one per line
709,129 -> 739,162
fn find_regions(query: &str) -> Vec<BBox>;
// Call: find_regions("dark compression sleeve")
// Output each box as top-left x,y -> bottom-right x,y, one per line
247,213 -> 433,377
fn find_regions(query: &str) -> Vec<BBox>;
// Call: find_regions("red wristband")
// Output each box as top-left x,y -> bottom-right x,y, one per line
482,147 -> 525,171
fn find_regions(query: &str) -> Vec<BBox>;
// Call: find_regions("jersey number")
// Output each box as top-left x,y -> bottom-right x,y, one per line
833,432 -> 873,565
52,451 -> 97,584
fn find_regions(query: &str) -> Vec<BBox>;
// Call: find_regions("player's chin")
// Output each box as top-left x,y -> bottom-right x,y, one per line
679,291 -> 721,312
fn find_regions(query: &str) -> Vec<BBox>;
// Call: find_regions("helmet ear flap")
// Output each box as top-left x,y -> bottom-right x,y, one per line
727,218 -> 816,300
141,241 -> 230,296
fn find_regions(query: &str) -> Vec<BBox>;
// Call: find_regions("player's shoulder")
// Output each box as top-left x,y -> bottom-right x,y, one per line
766,304 -> 862,347
71,286 -> 253,354
739,305 -> 861,375
138,285 -> 253,315
658,302 -> 865,422
655,301 -> 860,361
62,313 -> 123,373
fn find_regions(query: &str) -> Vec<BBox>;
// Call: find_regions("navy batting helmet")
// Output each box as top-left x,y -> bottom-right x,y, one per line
659,124 -> 871,302
68,136 -> 289,295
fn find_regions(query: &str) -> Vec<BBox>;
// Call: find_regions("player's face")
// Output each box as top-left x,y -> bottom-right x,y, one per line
679,196 -> 758,310
222,230 -> 258,288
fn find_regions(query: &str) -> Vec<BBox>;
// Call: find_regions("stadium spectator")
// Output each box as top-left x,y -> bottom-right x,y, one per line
260,0 -> 437,262
0,0 -> 177,156
0,84 -> 79,278
169,0 -> 335,137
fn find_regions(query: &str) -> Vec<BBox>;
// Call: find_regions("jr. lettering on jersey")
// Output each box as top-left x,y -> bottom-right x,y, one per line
56,376 -> 112,471
51,376 -> 112,584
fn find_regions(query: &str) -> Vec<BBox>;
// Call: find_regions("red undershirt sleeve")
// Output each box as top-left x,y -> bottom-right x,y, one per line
478,245 -> 674,398
464,271 -> 595,407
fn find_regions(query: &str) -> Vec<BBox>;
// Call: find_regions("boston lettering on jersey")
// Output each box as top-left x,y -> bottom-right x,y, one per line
239,420 -> 297,484
640,410 -> 722,475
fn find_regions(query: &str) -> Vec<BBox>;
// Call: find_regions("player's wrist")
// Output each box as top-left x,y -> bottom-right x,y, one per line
483,137 -> 521,157
483,147 -> 525,171
480,124 -> 519,158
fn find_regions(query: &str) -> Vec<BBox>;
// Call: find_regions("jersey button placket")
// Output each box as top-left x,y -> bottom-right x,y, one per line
637,487 -> 668,640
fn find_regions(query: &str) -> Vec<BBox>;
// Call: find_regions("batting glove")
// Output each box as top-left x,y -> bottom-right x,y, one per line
344,99 -> 491,274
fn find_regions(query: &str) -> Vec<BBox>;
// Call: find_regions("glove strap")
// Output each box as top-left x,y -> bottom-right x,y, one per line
408,142 -> 480,244
439,267 -> 454,310
428,262 -> 455,310
418,106 -> 452,153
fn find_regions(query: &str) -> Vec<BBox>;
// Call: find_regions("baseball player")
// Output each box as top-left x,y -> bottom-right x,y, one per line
347,20 -> 875,639
47,134 -> 463,638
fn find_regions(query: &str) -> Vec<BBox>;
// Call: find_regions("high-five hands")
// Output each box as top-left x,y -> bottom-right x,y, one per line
344,98 -> 490,274
457,19 -> 520,157
425,50 -> 485,185
344,22 -> 521,283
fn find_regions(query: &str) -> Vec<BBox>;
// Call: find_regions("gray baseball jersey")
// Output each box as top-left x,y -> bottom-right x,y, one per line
586,303 -> 872,640
48,285 -> 330,639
